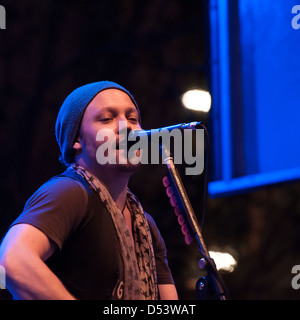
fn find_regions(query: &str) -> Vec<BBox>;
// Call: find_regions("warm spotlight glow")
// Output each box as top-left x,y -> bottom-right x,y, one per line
181,89 -> 211,112
209,251 -> 237,272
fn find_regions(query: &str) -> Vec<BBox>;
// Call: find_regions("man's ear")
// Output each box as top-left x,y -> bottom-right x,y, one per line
73,137 -> 82,152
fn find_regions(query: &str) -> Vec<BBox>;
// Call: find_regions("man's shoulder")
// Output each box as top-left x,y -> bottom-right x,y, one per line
13,173 -> 90,250
26,172 -> 89,208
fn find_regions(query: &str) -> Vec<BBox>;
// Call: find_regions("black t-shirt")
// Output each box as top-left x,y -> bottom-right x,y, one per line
11,170 -> 174,299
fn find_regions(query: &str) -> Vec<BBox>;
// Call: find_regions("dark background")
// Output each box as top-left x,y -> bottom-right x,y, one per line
1,0 -> 300,300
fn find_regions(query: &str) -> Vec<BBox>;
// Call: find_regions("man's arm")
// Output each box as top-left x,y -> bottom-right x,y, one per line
0,223 -> 75,300
158,284 -> 179,300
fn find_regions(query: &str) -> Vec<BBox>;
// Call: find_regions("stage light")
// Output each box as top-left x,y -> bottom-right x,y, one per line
209,251 -> 237,272
181,89 -> 211,112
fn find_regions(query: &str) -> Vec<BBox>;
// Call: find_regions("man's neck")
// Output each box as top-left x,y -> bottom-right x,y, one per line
97,169 -> 129,210
75,159 -> 131,211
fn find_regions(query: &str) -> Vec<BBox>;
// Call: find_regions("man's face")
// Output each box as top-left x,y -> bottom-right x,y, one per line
73,89 -> 142,172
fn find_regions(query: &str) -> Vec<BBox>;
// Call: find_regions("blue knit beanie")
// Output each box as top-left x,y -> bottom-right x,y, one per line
55,81 -> 140,165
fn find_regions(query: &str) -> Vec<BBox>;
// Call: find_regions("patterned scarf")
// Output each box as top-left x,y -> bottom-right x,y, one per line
70,164 -> 158,300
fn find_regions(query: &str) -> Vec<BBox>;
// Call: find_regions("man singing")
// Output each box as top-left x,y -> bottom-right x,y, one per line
0,81 -> 178,300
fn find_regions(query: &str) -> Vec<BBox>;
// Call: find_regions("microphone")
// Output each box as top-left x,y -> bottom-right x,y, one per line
128,121 -> 202,139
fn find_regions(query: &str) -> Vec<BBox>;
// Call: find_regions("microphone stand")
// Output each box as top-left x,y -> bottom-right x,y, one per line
160,140 -> 229,300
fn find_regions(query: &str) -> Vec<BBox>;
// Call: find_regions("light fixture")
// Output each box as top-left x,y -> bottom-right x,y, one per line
181,89 -> 211,112
208,250 -> 237,273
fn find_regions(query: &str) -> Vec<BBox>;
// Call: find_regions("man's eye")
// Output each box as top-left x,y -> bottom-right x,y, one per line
99,117 -> 112,122
128,117 -> 138,123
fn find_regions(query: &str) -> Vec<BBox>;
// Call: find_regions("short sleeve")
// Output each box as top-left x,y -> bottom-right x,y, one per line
146,213 -> 175,285
11,176 -> 89,249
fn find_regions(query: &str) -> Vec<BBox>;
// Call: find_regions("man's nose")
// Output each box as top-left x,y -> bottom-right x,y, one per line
116,119 -> 132,134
